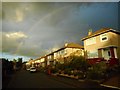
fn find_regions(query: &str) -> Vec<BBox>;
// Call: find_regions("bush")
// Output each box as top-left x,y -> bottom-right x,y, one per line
54,56 -> 90,77
70,56 -> 89,72
40,67 -> 46,72
64,68 -> 72,75
87,61 -> 107,80
72,70 -> 79,76
51,68 -> 59,73
55,63 -> 65,70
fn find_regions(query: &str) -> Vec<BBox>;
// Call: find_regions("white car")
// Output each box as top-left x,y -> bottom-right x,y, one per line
30,67 -> 37,72
26,68 -> 30,71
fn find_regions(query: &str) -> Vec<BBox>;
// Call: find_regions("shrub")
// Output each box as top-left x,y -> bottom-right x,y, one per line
55,63 -> 65,70
64,68 -> 72,75
70,56 -> 90,72
87,61 -> 107,80
51,68 -> 58,73
54,56 -> 90,77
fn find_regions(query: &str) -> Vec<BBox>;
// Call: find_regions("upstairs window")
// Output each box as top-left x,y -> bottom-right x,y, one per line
102,37 -> 107,40
100,33 -> 108,42
86,37 -> 96,46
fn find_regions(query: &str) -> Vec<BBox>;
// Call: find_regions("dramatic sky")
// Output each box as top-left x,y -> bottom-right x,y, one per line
1,2 -> 119,61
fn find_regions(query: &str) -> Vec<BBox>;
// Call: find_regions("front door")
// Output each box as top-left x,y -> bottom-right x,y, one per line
102,48 -> 111,60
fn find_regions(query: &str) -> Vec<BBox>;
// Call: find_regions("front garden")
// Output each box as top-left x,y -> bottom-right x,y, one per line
50,56 -> 120,82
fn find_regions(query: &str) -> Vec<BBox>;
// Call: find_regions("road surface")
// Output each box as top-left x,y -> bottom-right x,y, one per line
3,70 -> 119,89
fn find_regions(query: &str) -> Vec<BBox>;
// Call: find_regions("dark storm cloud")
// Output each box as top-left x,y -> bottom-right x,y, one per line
2,2 -> 118,58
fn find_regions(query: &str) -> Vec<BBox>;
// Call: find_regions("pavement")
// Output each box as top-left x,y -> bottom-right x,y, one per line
100,74 -> 120,89
51,73 -> 102,88
52,73 -> 120,89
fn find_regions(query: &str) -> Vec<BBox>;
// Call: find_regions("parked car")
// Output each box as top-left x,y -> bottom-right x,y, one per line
30,67 -> 37,73
26,68 -> 30,71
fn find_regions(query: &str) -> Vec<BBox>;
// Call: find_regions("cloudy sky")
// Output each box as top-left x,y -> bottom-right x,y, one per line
1,2 -> 119,61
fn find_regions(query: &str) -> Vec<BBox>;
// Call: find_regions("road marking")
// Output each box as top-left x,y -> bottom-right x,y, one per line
100,84 -> 120,89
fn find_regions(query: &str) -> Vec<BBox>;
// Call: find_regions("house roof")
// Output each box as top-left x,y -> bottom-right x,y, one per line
81,28 -> 120,41
34,43 -> 83,60
45,43 -> 84,56
64,42 -> 84,49
35,55 -> 47,60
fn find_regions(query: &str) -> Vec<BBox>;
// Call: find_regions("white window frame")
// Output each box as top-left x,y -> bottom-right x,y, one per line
100,33 -> 108,42
87,50 -> 98,58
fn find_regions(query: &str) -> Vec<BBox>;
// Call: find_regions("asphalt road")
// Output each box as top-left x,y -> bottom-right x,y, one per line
4,70 -> 119,89
6,70 -> 76,88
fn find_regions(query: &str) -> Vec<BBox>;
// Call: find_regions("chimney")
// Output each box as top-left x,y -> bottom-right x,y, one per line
88,29 -> 92,36
65,43 -> 68,47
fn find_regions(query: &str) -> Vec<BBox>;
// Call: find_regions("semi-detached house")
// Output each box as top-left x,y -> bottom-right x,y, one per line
46,42 -> 84,66
28,43 -> 84,68
27,28 -> 120,68
33,43 -> 84,68
81,28 -> 120,66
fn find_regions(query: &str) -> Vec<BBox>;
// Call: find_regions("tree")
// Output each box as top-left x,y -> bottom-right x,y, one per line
2,58 -> 15,77
2,58 -> 9,77
16,58 -> 23,70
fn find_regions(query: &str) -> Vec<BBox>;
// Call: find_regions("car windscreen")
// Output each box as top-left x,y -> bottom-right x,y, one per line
31,67 -> 35,69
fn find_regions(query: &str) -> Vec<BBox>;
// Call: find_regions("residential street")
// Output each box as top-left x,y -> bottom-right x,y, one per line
2,2 -> 120,90
6,70 -> 75,88
2,70 -> 118,89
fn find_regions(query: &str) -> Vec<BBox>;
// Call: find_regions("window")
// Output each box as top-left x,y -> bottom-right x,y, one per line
87,50 -> 98,58
54,53 -> 57,58
86,37 -> 96,45
41,58 -> 44,62
64,49 -> 67,54
47,56 -> 51,60
102,37 -> 107,40
100,33 -> 108,42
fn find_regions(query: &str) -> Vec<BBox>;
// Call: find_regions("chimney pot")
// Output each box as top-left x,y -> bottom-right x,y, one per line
88,29 -> 92,35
